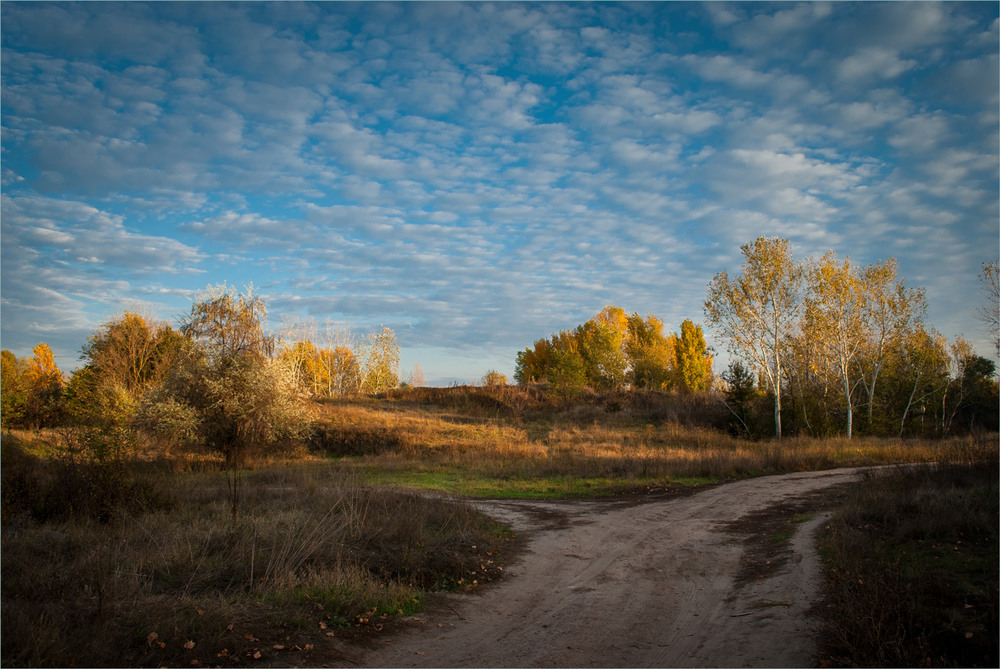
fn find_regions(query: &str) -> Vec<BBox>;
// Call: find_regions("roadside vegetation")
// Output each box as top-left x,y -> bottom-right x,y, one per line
818,461 -> 998,668
1,431 -> 513,668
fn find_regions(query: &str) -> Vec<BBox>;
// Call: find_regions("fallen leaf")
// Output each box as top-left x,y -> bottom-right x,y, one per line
147,632 -> 159,646
196,609 -> 205,616
304,644 -> 314,651
252,651 -> 261,659
319,622 -> 327,630
226,624 -> 234,631
273,644 -> 286,651
965,632 -> 974,639
183,640 -> 196,650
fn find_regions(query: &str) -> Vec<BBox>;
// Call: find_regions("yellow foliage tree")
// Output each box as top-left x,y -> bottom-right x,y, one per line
673,319 -> 713,392
705,237 -> 805,438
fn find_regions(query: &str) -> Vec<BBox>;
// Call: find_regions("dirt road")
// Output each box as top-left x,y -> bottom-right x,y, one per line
327,467 -> 865,668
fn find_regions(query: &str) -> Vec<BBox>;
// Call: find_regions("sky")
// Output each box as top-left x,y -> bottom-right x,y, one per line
2,1 -> 998,386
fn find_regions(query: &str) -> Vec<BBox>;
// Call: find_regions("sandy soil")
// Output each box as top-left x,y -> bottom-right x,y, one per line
314,467 -> 866,668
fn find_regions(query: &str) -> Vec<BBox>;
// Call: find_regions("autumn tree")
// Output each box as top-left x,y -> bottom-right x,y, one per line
802,253 -> 871,438
545,330 -> 588,395
705,237 -> 804,438
15,342 -> 65,428
882,324 -> 950,437
626,312 -> 674,390
515,337 -> 553,384
1,350 -> 27,429
575,316 -> 629,390
482,370 -> 508,386
81,310 -> 180,397
854,259 -> 926,431
181,283 -> 272,360
359,326 -> 400,393
138,284 -> 306,517
673,319 -> 713,392
66,310 -> 184,431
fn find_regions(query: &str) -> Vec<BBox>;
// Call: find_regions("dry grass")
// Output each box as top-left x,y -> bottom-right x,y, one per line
308,394 -> 994,496
1,450 -> 513,667
818,460 -> 998,667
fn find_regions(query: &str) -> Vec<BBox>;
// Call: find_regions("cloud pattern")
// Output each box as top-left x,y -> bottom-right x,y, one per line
2,1 -> 997,383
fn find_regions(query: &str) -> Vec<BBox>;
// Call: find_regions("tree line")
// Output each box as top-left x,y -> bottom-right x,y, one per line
514,306 -> 713,394
705,237 -> 997,439
1,284 -> 400,436
511,237 -> 997,440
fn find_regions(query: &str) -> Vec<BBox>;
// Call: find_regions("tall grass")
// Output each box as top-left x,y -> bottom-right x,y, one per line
1,451 -> 512,667
818,460 -> 998,667
309,395 -> 995,496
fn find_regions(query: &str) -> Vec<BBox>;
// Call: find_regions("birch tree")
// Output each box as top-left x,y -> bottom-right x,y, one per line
855,259 -> 926,430
803,252 -> 870,438
360,326 -> 400,393
704,237 -> 804,438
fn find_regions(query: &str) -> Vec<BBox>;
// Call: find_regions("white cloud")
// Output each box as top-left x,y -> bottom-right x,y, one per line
836,47 -> 916,84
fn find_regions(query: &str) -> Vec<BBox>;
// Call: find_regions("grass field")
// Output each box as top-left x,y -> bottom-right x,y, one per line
2,385 -> 996,667
309,389 -> 988,498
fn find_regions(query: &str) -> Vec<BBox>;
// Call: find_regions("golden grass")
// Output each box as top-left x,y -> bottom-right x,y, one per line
309,397 -> 997,497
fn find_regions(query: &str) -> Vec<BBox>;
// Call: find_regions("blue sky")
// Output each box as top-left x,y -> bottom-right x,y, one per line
2,1 -> 998,385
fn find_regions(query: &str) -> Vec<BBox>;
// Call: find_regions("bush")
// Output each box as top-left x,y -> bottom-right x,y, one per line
1,436 -> 169,524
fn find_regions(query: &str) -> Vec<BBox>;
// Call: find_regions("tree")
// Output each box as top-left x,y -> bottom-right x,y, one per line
1,350 -> 27,429
359,326 -> 400,393
854,258 -> 926,430
626,313 -> 674,390
515,338 -> 554,385
20,342 -> 64,428
70,311 -> 184,430
720,361 -> 758,437
546,331 -> 588,395
180,282 -> 273,360
976,260 -> 999,358
482,370 -> 508,387
803,252 -> 868,438
81,310 -> 180,398
138,284 -> 306,518
575,317 -> 628,390
673,319 -> 713,392
411,363 -> 425,388
886,325 -> 950,437
704,237 -> 804,438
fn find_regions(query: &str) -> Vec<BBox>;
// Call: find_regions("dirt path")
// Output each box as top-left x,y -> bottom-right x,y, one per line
321,467 -> 865,668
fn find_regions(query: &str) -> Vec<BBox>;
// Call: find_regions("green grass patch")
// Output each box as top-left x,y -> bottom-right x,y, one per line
355,465 -> 716,499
